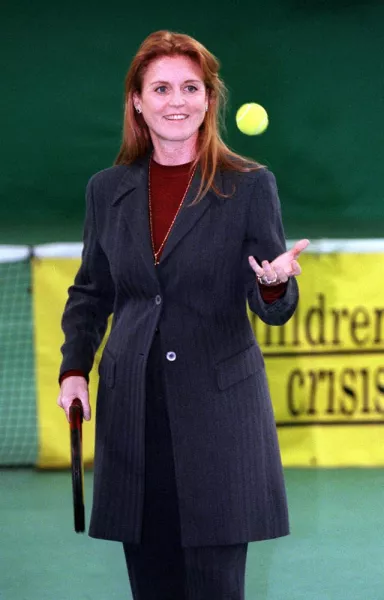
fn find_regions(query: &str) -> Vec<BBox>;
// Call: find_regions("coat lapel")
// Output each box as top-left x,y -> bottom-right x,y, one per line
159,167 -> 222,265
111,156 -> 223,272
112,155 -> 157,283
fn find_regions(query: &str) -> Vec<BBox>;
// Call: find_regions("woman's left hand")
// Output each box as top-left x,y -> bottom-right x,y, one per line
248,239 -> 310,285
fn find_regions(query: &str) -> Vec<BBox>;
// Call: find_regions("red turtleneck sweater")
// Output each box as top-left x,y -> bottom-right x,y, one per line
60,159 -> 287,383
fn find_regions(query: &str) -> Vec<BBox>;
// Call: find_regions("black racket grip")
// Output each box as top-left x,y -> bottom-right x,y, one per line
69,398 -> 83,430
69,398 -> 85,533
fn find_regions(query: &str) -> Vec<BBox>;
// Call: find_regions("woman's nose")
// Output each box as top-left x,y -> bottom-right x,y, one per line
169,91 -> 185,107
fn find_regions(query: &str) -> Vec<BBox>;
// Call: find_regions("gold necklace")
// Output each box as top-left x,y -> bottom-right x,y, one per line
148,159 -> 197,266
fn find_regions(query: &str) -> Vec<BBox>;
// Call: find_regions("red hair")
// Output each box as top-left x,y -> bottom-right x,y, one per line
115,30 -> 261,202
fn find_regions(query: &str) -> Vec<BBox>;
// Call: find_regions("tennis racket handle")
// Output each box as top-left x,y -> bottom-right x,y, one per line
69,398 -> 83,429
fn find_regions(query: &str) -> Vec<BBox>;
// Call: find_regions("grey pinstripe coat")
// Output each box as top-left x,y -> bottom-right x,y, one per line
59,154 -> 299,547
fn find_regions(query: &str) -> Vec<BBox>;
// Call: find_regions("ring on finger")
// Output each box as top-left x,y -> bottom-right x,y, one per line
258,274 -> 279,285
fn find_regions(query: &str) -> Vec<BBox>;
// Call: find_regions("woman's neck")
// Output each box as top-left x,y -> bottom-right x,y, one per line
151,134 -> 198,165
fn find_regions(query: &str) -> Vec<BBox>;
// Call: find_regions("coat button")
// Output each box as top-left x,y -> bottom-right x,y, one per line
166,351 -> 176,362
155,295 -> 162,305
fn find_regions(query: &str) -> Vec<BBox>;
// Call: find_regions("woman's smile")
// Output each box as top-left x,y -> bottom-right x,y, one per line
164,114 -> 189,120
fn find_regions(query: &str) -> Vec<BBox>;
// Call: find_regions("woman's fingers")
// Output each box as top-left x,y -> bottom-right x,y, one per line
290,239 -> 310,258
290,259 -> 302,276
70,394 -> 91,422
248,256 -> 264,277
249,254 -> 302,283
249,256 -> 288,284
59,394 -> 91,423
58,376 -> 91,422
274,265 -> 288,283
261,260 -> 277,282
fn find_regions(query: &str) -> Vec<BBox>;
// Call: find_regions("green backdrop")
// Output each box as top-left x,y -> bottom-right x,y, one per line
2,0 -> 383,244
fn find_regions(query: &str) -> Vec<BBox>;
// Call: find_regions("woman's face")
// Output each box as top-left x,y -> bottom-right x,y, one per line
134,55 -> 208,145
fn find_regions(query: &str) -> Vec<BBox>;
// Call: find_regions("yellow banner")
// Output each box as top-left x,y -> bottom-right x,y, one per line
249,252 -> 384,466
33,253 -> 384,467
32,257 -> 107,468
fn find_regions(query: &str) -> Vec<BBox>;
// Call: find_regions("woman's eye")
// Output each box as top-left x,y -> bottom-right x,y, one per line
185,85 -> 198,92
155,86 -> 167,93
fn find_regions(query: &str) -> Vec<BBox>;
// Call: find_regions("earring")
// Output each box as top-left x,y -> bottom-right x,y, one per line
205,103 -> 208,112
135,106 -> 142,114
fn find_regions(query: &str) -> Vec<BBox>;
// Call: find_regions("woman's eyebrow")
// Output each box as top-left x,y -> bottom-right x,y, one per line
150,80 -> 169,86
149,79 -> 202,86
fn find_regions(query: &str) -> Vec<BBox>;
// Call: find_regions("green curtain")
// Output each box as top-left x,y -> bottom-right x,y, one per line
2,0 -> 383,243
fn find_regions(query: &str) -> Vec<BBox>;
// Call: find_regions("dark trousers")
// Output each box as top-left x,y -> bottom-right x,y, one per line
123,333 -> 248,600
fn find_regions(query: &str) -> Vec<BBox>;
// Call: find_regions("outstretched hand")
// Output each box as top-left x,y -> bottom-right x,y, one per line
248,239 -> 310,285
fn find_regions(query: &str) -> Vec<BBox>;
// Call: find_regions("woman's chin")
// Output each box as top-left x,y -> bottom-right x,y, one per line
157,129 -> 198,143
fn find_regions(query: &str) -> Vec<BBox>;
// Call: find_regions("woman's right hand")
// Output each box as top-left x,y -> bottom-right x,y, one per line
57,376 -> 91,422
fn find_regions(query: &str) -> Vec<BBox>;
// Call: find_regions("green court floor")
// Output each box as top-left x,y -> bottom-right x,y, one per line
1,468 -> 383,599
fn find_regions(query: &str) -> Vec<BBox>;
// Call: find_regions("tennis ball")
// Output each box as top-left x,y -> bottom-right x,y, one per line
236,103 -> 269,135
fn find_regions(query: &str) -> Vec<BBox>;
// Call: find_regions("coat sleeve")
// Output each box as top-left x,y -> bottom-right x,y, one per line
59,176 -> 115,382
245,168 -> 299,326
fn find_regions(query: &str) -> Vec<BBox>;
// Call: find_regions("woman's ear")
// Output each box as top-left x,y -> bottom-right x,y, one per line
132,92 -> 142,113
206,89 -> 215,110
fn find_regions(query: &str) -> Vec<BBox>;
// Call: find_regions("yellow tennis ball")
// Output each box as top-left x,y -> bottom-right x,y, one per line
236,103 -> 269,135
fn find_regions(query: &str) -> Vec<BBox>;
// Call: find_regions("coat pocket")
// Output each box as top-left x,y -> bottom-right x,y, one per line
215,343 -> 264,391
98,346 -> 116,389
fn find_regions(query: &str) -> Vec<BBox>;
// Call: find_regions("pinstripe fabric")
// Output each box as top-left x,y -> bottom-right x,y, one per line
123,332 -> 247,599
59,153 -> 299,547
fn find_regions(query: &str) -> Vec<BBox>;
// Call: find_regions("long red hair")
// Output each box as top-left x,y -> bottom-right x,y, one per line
115,30 -> 261,202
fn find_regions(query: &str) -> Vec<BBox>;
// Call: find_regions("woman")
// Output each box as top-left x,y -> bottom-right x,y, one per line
58,30 -> 309,600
